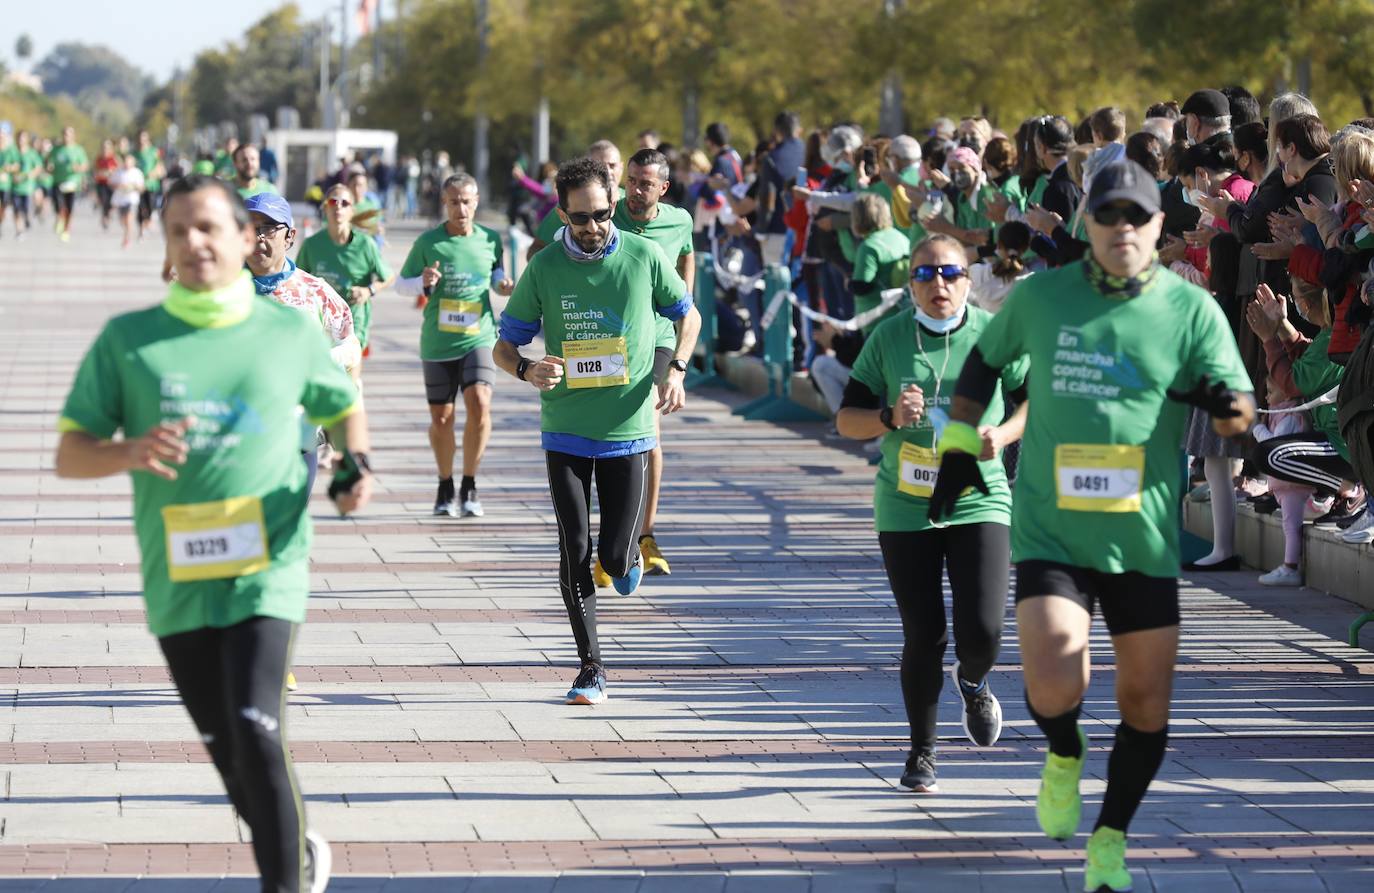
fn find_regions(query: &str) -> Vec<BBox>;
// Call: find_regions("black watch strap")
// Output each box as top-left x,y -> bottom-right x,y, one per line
668,358 -> 688,373
879,407 -> 897,431
516,358 -> 531,381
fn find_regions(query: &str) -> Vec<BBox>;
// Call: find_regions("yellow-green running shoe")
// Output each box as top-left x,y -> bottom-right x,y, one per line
1037,725 -> 1088,840
1083,826 -> 1132,892
592,559 -> 612,589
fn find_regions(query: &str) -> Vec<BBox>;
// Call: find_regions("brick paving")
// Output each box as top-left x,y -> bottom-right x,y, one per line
1,222 -> 1373,891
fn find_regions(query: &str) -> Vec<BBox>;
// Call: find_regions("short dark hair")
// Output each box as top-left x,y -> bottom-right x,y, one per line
984,135 -> 1017,174
1220,86 -> 1262,127
1074,116 -> 1095,146
774,111 -> 801,137
921,137 -> 953,172
1145,101 -> 1181,120
1275,114 -> 1331,160
1035,116 -> 1074,154
704,122 -> 729,147
1233,121 -> 1269,166
627,148 -> 670,180
162,174 -> 250,227
1125,131 -> 1165,179
231,142 -> 255,161
556,156 -> 614,208
1090,107 -> 1127,143
1181,133 -> 1238,175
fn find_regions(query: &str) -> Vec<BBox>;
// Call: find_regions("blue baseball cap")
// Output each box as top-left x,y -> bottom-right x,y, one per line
243,192 -> 293,228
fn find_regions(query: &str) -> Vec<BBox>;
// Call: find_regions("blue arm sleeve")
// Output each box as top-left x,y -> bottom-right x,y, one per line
498,312 -> 541,347
656,294 -> 693,321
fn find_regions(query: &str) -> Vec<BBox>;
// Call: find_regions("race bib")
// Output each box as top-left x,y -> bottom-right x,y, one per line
1055,444 -> 1145,512
564,336 -> 630,389
437,298 -> 482,335
58,180 -> 79,194
897,442 -> 940,499
161,496 -> 270,583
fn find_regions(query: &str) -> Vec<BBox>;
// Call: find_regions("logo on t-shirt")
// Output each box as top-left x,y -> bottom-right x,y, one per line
1051,327 -> 1144,401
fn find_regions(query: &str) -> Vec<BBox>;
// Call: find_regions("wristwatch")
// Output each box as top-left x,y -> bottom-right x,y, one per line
878,407 -> 898,431
367,283 -> 376,297
668,358 -> 689,374
515,358 -> 532,381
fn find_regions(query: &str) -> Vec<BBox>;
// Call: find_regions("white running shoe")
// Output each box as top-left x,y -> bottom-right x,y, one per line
305,829 -> 332,893
1341,509 -> 1374,544
1258,564 -> 1303,587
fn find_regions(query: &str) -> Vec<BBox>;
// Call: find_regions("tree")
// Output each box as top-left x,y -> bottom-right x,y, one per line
34,42 -> 152,111
15,34 -> 33,68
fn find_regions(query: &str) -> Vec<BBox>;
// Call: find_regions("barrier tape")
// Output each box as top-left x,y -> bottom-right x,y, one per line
760,286 -> 907,332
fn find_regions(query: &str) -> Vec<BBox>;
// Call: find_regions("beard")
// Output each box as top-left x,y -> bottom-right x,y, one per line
574,228 -> 608,253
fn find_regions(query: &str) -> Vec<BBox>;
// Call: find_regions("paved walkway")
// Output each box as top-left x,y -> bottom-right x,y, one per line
1,219 -> 1372,892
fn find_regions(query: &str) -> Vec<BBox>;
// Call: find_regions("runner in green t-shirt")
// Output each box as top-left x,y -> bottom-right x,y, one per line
345,169 -> 385,244
838,232 -> 1028,794
0,131 -> 15,235
47,126 -> 89,240
495,156 -> 700,706
233,144 -> 279,199
603,147 -> 697,581
5,131 -> 42,238
295,184 -> 394,355
214,137 -> 238,180
34,137 -> 55,222
55,175 -> 374,893
395,174 -> 509,518
927,162 -> 1254,893
135,130 -> 165,238
526,139 -> 624,261
849,195 -> 912,336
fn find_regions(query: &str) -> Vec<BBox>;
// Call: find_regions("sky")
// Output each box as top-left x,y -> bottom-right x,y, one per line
4,0 -> 372,84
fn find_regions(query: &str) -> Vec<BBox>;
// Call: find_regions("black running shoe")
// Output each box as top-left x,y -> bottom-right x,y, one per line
433,478 -> 458,517
951,661 -> 1003,746
900,749 -> 938,793
1314,492 -> 1365,527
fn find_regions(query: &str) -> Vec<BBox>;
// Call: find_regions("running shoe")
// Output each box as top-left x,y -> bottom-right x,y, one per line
950,662 -> 1002,746
612,553 -> 643,596
1037,726 -> 1088,840
640,534 -> 671,576
1314,491 -> 1365,527
433,479 -> 458,517
286,672 -> 298,692
1306,494 -> 1335,520
592,558 -> 612,588
1248,492 -> 1279,515
459,484 -> 484,518
1186,482 -> 1210,503
1258,564 -> 1303,587
1083,826 -> 1132,892
304,829 -> 332,893
1338,505 -> 1370,530
1341,509 -> 1374,544
899,748 -> 938,793
566,664 -> 607,705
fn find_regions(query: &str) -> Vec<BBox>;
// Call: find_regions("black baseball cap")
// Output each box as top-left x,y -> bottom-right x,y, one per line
1181,89 -> 1229,119
1086,161 -> 1162,215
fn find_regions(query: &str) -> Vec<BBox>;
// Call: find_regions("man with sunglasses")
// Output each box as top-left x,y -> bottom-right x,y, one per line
927,161 -> 1253,893
526,139 -> 625,261
495,156 -> 700,706
396,174 -> 512,517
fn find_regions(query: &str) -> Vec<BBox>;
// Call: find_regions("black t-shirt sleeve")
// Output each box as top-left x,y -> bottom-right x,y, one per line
840,375 -> 882,410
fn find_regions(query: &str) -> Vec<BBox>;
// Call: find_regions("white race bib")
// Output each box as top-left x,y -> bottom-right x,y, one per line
1055,444 -> 1145,512
162,496 -> 270,583
437,298 -> 482,335
564,336 -> 630,389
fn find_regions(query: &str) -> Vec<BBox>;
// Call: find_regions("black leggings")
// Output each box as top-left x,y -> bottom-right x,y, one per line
878,523 -> 1011,751
160,617 -> 305,893
545,450 -> 650,666
1253,433 -> 1355,497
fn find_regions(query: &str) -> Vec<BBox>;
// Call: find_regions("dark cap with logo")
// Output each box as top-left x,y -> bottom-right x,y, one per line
1181,89 -> 1229,119
1086,161 -> 1162,215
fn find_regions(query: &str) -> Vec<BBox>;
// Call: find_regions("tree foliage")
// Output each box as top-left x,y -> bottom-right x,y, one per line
33,42 -> 153,132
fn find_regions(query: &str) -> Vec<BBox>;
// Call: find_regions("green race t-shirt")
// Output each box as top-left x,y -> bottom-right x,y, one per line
852,227 -> 911,335
213,151 -> 235,179
49,144 -> 89,190
614,201 -> 693,350
59,293 -> 358,638
850,307 -> 1028,533
954,186 -> 998,240
0,145 -> 15,191
10,149 -> 41,196
236,178 -> 279,199
504,231 -> 686,443
398,223 -> 504,361
1292,328 -> 1349,460
137,146 -> 162,193
976,262 -> 1252,578
295,229 -> 392,350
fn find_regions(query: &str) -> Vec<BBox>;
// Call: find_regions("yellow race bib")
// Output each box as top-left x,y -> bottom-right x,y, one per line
564,336 -> 630,389
161,496 -> 270,583
897,442 -> 940,499
437,298 -> 483,335
1055,444 -> 1145,512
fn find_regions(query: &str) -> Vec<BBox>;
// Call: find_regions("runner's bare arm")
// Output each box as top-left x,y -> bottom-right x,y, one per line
55,417 -> 194,480
677,252 -> 696,295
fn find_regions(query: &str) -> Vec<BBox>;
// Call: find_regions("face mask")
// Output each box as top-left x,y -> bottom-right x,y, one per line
1182,188 -> 1207,207
914,302 -> 967,333
834,160 -> 853,173
951,170 -> 974,191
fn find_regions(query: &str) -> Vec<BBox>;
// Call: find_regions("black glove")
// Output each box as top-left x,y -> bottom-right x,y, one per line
327,450 -> 372,504
927,451 -> 990,524
1165,375 -> 1241,418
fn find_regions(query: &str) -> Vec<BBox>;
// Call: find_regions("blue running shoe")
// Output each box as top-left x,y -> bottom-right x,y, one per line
566,664 -> 607,705
612,554 -> 643,596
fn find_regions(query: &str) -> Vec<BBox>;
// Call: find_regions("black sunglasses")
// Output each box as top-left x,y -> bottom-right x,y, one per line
562,207 -> 613,226
253,222 -> 289,239
912,264 -> 967,283
1092,204 -> 1153,227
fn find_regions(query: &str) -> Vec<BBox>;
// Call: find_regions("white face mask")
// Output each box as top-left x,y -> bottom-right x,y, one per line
914,302 -> 967,333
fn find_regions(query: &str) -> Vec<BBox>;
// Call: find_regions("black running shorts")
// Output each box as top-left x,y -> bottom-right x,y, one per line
1014,560 -> 1180,635
423,346 -> 496,405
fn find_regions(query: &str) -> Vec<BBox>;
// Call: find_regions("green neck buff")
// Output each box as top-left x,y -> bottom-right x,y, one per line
1083,252 -> 1160,301
163,271 -> 255,328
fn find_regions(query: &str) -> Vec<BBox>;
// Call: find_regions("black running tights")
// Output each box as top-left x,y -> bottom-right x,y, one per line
160,616 -> 305,893
878,523 -> 1011,751
545,449 -> 650,666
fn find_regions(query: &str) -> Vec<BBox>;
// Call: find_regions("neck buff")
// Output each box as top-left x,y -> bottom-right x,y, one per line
914,302 -> 967,334
1083,251 -> 1160,300
560,222 -> 620,263
251,257 -> 296,295
164,270 -> 255,328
